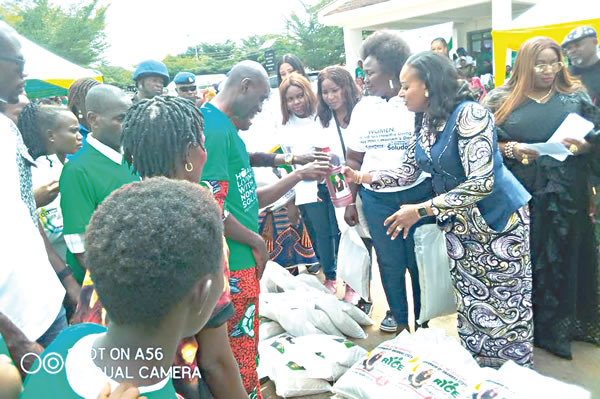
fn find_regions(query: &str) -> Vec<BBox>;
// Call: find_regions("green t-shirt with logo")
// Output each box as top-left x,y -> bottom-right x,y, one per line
60,141 -> 139,284
20,323 -> 182,398
201,103 -> 259,271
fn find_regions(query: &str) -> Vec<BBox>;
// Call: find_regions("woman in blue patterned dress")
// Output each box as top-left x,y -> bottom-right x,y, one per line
345,51 -> 535,368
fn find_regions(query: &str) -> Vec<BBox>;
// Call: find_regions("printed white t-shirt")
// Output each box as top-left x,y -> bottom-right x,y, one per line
345,96 -> 428,193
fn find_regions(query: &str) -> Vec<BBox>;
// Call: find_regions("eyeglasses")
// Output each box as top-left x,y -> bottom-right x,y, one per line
0,55 -> 25,72
533,62 -> 564,73
178,85 -> 197,92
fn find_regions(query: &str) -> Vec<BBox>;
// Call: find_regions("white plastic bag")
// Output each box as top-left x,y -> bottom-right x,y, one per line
258,333 -> 332,397
337,226 -> 370,299
413,223 -> 456,324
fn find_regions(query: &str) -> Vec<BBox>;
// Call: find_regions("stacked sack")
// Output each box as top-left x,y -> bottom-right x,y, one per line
333,328 -> 591,399
259,261 -> 374,339
258,332 -> 367,397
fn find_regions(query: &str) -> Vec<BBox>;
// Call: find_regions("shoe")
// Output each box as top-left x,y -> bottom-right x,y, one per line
306,263 -> 321,274
356,298 -> 373,316
343,285 -> 359,304
324,279 -> 337,294
380,311 -> 398,333
416,320 -> 429,330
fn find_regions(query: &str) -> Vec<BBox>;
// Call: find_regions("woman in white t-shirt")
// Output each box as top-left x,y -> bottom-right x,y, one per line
344,31 -> 435,333
18,103 -> 83,261
279,73 -> 344,295
316,66 -> 370,306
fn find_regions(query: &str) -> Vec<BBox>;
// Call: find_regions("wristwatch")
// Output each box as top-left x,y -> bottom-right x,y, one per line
416,205 -> 428,218
57,266 -> 73,281
284,153 -> 294,165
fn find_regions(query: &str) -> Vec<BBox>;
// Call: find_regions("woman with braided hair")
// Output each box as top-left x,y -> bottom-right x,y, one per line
67,78 -> 100,140
18,103 -> 82,261
72,96 -> 247,399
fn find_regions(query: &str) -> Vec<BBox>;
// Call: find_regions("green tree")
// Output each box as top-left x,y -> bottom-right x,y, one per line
96,64 -> 132,89
285,0 -> 345,70
0,0 -> 108,66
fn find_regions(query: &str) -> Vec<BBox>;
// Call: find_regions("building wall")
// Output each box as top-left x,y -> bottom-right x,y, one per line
455,16 -> 492,50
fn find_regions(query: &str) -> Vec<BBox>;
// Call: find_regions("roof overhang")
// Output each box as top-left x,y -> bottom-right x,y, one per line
319,0 -> 537,30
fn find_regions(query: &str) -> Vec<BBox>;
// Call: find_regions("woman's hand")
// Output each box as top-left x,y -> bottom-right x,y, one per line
33,180 -> 59,208
562,137 -> 591,155
383,204 -> 421,240
293,152 -> 331,165
513,143 -> 540,164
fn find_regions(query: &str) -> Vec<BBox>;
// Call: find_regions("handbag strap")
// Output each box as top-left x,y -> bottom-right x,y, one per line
333,117 -> 347,156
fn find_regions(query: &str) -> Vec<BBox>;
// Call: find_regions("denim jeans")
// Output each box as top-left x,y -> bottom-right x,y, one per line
360,180 -> 435,324
36,305 -> 68,347
299,184 -> 340,280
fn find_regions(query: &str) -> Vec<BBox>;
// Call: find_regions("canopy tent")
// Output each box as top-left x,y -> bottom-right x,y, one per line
18,33 -> 102,99
491,0 -> 600,87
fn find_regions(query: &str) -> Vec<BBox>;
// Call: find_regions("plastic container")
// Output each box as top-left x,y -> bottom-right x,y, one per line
315,146 -> 352,208
325,165 -> 353,208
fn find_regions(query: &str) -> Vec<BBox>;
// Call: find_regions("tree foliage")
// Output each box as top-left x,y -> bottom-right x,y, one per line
162,0 -> 344,76
285,0 -> 345,69
0,0 -> 108,66
96,64 -> 132,89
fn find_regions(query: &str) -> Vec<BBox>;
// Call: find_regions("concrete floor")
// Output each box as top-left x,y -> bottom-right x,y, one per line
260,261 -> 600,399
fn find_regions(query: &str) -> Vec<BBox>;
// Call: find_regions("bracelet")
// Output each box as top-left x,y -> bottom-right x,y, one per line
348,202 -> 356,206
57,267 -> 73,281
504,141 -> 517,159
355,171 -> 364,185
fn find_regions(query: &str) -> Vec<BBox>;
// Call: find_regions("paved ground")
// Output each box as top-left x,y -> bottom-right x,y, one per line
259,259 -> 600,399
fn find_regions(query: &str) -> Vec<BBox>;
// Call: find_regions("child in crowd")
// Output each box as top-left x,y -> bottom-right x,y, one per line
20,177 -> 225,398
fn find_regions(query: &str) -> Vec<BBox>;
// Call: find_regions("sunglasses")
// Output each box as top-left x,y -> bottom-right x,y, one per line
533,62 -> 564,74
178,85 -> 197,92
0,55 -> 25,72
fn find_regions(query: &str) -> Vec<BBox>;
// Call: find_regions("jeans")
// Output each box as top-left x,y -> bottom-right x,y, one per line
360,180 -> 435,324
299,184 -> 340,280
36,305 -> 68,347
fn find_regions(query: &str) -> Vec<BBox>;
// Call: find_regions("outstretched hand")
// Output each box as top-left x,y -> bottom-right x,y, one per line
296,161 -> 331,181
294,152 -> 331,165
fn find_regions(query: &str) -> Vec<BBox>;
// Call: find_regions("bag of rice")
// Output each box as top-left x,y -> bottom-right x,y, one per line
259,318 -> 285,341
315,294 -> 367,339
292,334 -> 367,368
258,333 -> 332,397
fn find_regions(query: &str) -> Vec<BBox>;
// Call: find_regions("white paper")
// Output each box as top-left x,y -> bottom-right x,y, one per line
294,180 -> 319,205
522,142 -> 572,161
548,113 -> 594,143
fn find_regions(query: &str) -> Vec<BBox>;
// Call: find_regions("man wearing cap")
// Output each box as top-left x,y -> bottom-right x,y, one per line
563,26 -> 600,104
132,59 -> 170,101
174,71 -> 202,107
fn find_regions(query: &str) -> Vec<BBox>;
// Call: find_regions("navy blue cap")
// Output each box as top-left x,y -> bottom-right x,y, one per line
173,72 -> 196,85
562,26 -> 597,48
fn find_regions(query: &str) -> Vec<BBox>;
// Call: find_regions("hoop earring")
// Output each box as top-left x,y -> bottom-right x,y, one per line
185,162 -> 194,172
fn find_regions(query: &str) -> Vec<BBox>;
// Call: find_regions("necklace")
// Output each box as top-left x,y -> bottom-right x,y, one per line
527,87 -> 554,104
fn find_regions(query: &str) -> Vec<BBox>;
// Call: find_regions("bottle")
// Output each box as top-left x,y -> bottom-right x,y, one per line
317,146 -> 353,208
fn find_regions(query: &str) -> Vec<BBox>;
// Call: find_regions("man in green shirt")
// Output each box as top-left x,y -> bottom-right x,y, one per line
201,60 -> 329,397
60,84 -> 138,284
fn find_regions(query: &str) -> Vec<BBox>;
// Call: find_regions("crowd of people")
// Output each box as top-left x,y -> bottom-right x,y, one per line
1,16 -> 600,399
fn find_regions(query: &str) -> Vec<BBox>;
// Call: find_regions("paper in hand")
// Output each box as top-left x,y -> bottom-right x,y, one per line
548,113 -> 594,143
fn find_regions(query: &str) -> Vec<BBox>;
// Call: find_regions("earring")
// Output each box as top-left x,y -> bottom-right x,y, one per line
425,90 -> 429,98
78,112 -> 83,119
185,162 -> 194,172
388,79 -> 394,89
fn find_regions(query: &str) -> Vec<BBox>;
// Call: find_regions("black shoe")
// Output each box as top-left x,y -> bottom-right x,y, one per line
306,263 -> 321,274
356,298 -> 373,316
417,320 -> 429,329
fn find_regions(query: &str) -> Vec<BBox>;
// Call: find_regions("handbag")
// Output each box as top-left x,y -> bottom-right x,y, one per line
413,224 -> 456,324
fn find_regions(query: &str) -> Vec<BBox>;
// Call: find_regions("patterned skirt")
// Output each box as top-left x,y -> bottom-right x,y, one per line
443,205 -> 534,368
258,207 -> 317,269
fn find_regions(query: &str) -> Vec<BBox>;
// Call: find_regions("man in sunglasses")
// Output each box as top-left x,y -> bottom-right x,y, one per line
174,71 -> 202,107
563,26 -> 599,105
